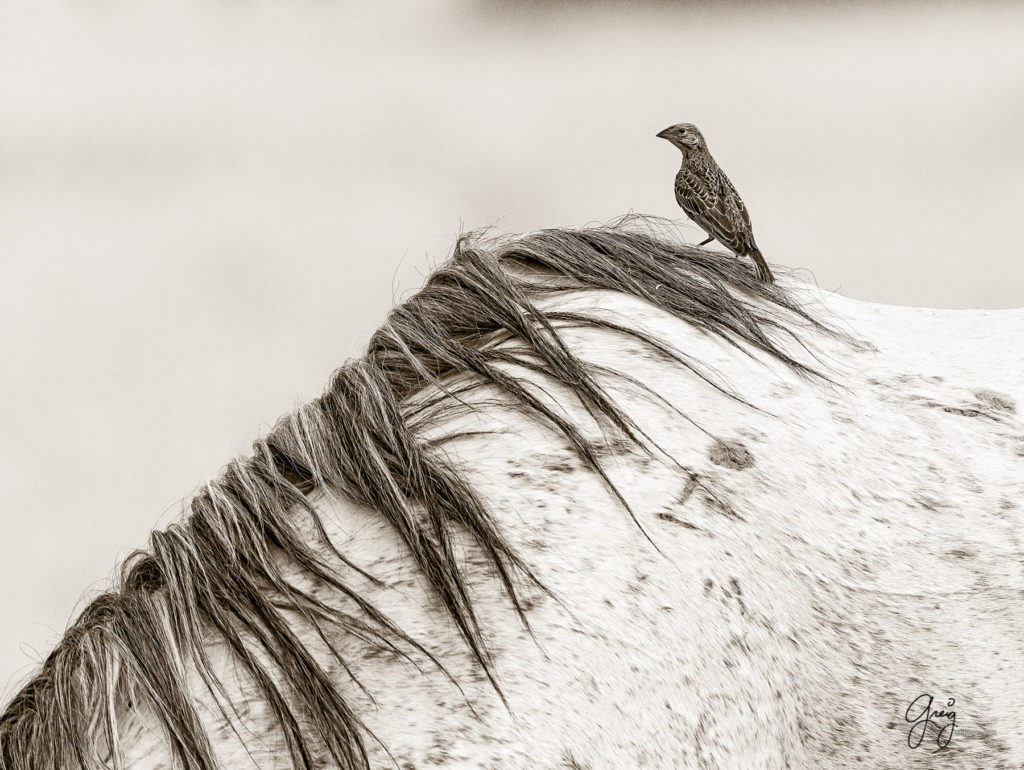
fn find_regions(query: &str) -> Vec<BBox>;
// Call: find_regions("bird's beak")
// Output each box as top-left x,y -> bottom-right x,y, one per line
655,128 -> 671,140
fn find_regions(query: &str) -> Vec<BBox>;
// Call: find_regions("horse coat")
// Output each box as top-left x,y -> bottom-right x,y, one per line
1,224 -> 1022,769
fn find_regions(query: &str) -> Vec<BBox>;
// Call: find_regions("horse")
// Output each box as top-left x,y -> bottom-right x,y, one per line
1,221 -> 1021,769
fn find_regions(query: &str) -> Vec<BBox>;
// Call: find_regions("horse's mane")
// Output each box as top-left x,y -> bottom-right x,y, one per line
0,220 -> 840,769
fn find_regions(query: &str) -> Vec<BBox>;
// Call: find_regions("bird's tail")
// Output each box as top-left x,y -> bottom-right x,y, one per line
746,249 -> 775,284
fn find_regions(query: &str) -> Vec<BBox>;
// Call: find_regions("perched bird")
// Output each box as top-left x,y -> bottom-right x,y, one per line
656,123 -> 774,283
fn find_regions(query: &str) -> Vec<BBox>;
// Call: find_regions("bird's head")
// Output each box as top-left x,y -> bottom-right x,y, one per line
656,123 -> 707,152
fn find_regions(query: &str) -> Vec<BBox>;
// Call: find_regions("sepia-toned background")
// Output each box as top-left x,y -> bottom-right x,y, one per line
2,0 -> 1022,703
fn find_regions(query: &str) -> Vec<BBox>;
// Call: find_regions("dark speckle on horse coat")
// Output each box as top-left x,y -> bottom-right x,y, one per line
708,439 -> 755,470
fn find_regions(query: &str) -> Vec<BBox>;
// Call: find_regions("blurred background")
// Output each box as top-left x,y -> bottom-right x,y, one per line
2,0 -> 1023,704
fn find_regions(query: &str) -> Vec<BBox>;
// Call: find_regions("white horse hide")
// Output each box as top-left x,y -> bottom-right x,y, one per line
103,282 -> 1024,768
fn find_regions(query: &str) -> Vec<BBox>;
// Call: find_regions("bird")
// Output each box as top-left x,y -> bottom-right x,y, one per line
656,123 -> 774,283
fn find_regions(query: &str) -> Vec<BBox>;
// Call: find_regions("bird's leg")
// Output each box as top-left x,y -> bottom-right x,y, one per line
698,236 -> 714,246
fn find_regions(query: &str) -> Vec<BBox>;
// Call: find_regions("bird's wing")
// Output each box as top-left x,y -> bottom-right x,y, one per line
675,158 -> 758,255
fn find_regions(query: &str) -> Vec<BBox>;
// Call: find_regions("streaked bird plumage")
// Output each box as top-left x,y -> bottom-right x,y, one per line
657,122 -> 774,283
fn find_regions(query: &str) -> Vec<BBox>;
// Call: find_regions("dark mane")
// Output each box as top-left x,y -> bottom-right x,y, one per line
0,220 -> 841,769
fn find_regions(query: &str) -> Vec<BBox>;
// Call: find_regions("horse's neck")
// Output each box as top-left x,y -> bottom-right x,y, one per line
121,286 -> 1024,768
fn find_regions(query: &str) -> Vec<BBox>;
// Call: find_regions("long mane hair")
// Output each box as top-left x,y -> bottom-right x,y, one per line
0,220 -> 839,769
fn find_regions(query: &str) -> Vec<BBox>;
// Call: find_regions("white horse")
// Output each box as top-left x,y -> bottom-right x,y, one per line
1,222 -> 1021,769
